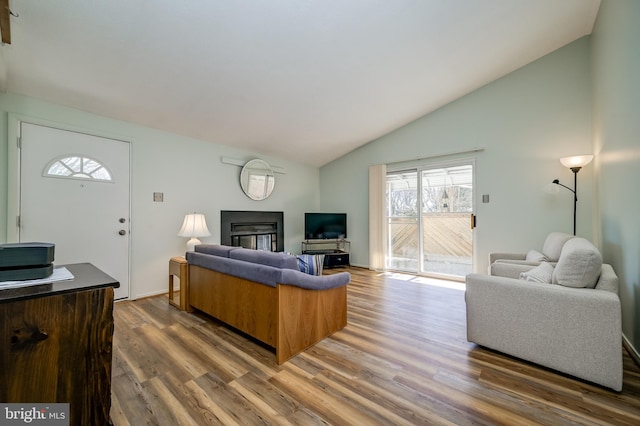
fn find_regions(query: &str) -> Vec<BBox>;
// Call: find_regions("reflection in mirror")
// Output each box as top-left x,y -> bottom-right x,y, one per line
240,159 -> 275,200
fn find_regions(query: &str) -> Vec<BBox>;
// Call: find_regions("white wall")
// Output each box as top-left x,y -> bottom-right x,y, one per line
0,93 -> 320,299
591,0 -> 640,355
320,37 -> 594,273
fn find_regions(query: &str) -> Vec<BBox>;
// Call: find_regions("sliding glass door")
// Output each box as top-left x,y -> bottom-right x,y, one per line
386,162 -> 474,279
387,171 -> 420,271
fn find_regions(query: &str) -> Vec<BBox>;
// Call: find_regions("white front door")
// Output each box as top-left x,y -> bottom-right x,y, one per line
19,122 -> 131,300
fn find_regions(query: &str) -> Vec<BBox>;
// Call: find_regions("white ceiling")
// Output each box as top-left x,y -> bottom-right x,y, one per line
0,0 -> 600,166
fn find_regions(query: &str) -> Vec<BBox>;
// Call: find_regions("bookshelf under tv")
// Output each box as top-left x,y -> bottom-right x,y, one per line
301,239 -> 350,268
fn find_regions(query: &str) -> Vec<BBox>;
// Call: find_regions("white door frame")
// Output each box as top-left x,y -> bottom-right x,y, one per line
6,113 -> 133,296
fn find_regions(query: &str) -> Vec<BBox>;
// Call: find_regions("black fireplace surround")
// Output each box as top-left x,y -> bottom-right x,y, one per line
220,211 -> 284,252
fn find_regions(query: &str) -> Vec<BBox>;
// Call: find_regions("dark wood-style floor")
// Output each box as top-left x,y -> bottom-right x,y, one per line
110,267 -> 640,425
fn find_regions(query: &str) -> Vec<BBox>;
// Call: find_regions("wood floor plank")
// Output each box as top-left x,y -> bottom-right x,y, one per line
315,368 -> 456,426
164,323 -> 250,383
227,375 -> 296,426
184,377 -> 240,425
111,267 -> 640,425
143,376 -> 200,426
232,371 -> 327,424
270,368 -> 386,425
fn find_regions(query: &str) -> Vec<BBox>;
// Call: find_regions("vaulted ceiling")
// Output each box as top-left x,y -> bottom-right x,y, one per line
0,0 -> 600,166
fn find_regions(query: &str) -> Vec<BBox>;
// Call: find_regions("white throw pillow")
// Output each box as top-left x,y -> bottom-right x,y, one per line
519,262 -> 554,283
542,232 -> 575,262
552,238 -> 602,288
525,249 -> 549,263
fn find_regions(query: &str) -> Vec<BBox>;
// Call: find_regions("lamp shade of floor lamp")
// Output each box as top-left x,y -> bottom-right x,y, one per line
550,154 -> 593,235
177,213 -> 211,251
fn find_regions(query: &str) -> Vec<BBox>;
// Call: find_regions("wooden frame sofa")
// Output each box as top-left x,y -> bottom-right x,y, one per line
186,245 -> 350,364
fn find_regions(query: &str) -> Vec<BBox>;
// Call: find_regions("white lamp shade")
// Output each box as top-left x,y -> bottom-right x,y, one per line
178,213 -> 210,252
560,155 -> 594,169
177,213 -> 211,238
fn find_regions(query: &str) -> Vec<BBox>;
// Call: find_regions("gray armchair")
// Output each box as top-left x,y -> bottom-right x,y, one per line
466,237 -> 623,391
488,231 -> 574,277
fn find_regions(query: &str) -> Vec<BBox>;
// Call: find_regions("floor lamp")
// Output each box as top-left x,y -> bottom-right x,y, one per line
549,155 -> 593,235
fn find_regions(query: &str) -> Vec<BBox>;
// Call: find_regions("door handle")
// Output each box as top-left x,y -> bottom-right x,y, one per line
118,230 -> 127,236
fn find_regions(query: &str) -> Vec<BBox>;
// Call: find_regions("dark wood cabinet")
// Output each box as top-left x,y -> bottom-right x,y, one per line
301,239 -> 351,268
0,263 -> 119,426
323,252 -> 350,268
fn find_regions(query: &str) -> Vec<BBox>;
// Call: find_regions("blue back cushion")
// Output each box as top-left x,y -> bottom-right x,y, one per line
229,248 -> 299,270
195,244 -> 237,257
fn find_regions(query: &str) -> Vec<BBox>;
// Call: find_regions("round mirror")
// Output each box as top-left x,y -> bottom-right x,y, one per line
240,159 -> 275,200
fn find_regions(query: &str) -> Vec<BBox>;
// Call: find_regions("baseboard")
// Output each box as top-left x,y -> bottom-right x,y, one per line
127,289 -> 168,301
623,333 -> 640,367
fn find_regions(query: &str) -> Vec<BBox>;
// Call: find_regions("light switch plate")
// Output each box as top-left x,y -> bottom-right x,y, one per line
153,192 -> 164,202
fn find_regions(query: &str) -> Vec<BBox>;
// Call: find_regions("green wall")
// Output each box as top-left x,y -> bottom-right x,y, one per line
320,38 -> 594,272
0,94 -> 320,299
591,0 -> 640,356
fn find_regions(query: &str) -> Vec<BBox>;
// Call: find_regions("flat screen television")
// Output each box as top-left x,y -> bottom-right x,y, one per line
305,213 -> 347,240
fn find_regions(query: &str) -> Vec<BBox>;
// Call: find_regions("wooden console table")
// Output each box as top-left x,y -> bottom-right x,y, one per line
0,263 -> 119,426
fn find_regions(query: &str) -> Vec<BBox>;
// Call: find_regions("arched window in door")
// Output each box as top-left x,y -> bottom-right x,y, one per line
44,155 -> 113,181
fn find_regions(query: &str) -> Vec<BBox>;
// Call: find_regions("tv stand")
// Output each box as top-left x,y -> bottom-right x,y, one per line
302,239 -> 350,268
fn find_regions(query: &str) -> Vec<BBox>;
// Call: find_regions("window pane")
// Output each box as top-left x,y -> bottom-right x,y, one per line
47,162 -> 72,176
386,170 -> 419,272
421,164 -> 473,277
45,156 -> 113,182
62,157 -> 82,172
83,158 -> 101,174
387,171 -> 418,217
90,168 -> 112,180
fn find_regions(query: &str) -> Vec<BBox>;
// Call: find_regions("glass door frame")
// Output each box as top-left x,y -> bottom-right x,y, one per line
386,158 -> 476,280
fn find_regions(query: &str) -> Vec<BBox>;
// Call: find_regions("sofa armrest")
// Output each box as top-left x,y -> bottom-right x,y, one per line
488,261 -> 539,279
489,252 -> 526,264
465,273 -> 622,391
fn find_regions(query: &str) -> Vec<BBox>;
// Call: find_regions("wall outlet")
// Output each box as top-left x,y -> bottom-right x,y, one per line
482,194 -> 490,203
153,192 -> 164,202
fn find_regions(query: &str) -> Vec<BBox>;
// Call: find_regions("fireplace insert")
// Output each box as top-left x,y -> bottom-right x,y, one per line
221,210 -> 284,252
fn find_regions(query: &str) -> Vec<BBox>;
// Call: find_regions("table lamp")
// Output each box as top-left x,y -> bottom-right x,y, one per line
177,213 -> 210,252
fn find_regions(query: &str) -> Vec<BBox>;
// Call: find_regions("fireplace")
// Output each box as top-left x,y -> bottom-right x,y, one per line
220,211 -> 284,252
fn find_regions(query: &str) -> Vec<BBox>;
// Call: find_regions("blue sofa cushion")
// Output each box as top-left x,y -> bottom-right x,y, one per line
195,244 -> 238,258
186,251 -> 280,287
229,248 -> 299,270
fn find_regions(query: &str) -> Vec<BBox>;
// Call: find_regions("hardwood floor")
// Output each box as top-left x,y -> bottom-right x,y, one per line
110,267 -> 640,425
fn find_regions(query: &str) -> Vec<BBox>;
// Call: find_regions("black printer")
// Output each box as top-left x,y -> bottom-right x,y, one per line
0,242 -> 55,281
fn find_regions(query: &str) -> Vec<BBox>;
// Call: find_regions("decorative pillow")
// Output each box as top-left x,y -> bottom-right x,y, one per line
519,262 -> 554,283
525,249 -> 549,263
542,232 -> 575,262
296,254 -> 325,276
552,237 -> 602,288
